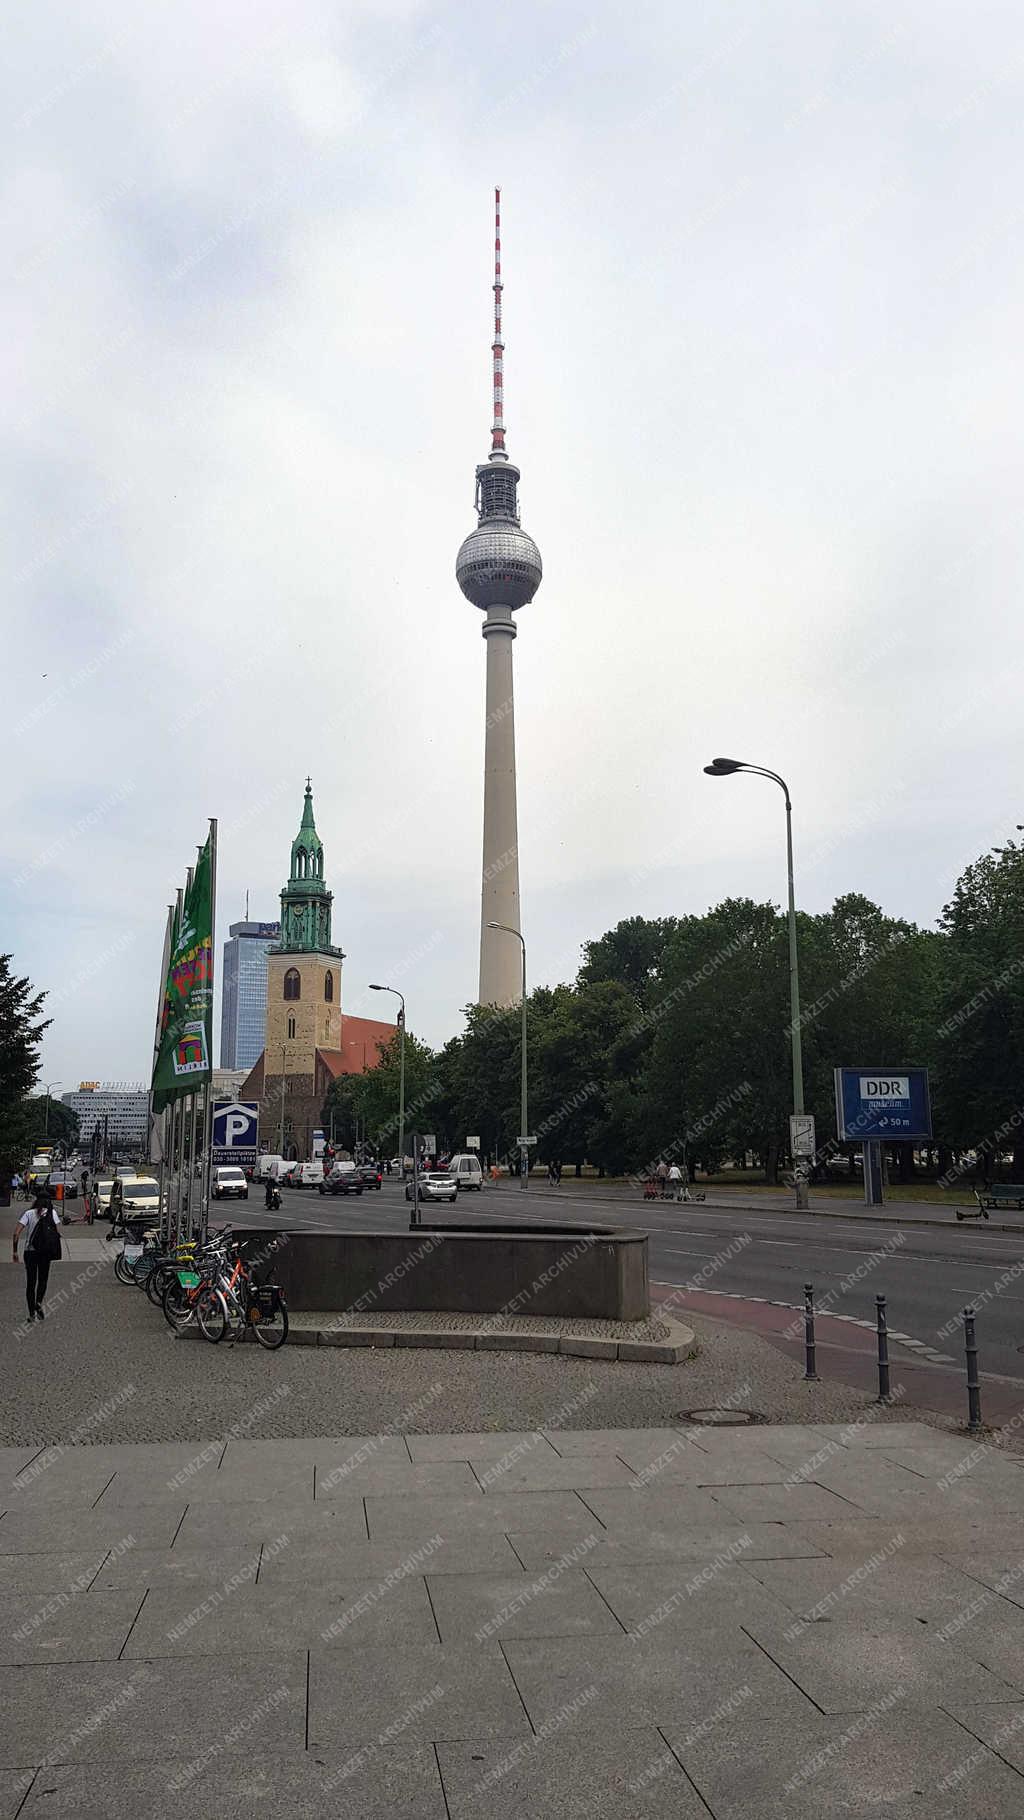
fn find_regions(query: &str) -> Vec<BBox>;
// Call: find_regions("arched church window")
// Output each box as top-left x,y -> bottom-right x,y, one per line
287,1015 -> 296,1039
324,970 -> 333,1002
296,848 -> 307,879
284,968 -> 301,1001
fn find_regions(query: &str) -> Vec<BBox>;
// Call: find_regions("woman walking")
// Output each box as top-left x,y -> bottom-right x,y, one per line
13,1193 -> 62,1322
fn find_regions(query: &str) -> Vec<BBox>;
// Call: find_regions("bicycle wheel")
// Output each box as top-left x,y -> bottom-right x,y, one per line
162,1275 -> 196,1331
196,1287 -> 227,1343
250,1295 -> 289,1350
146,1262 -> 175,1307
114,1251 -> 136,1286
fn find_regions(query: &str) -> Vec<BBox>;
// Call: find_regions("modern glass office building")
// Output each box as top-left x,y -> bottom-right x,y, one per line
220,921 -> 281,1069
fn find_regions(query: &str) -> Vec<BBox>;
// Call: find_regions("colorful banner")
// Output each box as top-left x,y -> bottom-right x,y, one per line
152,836 -> 214,1112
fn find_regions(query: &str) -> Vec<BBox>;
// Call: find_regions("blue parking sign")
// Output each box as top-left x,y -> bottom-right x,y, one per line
212,1100 -> 259,1166
834,1069 -> 932,1143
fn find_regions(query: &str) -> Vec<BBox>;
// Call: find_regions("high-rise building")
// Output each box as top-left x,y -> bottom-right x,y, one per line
61,1083 -> 148,1155
220,920 -> 281,1069
238,783 -> 394,1158
456,189 -> 542,1007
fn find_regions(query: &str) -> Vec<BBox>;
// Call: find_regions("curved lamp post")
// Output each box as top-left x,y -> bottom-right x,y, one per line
487,923 -> 529,1191
703,757 -> 810,1211
43,1081 -> 62,1139
369,985 -> 405,1171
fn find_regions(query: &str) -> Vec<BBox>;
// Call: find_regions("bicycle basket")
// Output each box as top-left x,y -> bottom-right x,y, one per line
177,1270 -> 201,1289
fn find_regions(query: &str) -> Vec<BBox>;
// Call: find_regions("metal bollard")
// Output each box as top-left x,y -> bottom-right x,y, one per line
875,1295 -> 891,1403
963,1306 -> 983,1434
803,1283 -> 819,1381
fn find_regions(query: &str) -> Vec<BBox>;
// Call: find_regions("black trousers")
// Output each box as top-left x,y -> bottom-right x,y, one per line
25,1254 -> 51,1313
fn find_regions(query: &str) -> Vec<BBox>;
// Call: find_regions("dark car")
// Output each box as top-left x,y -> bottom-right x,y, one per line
354,1164 -> 383,1191
319,1166 -> 364,1196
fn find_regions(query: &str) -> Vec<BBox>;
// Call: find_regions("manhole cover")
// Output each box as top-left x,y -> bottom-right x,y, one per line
679,1408 -> 760,1426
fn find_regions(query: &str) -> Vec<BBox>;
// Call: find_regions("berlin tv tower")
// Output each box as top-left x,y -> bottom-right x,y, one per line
456,190 -> 543,1006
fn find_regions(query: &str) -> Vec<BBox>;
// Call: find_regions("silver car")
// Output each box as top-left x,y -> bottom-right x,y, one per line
405,1171 -> 458,1204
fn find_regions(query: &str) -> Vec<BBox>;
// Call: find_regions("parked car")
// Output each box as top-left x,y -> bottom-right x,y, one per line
296,1161 -> 324,1189
94,1173 -> 140,1219
212,1165 -> 248,1201
320,1164 -> 364,1196
448,1153 -> 484,1192
406,1170 -> 458,1204
119,1177 -> 160,1221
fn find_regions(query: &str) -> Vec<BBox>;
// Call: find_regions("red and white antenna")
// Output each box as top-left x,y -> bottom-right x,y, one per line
490,186 -> 506,459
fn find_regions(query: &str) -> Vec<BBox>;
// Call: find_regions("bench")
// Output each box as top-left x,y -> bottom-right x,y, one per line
956,1185 -> 1024,1221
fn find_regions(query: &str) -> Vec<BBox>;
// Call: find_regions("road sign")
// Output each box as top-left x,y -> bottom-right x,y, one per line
466,1135 -> 480,1150
421,1135 -> 436,1154
834,1069 -> 932,1143
790,1114 -> 816,1158
517,1136 -> 538,1146
211,1100 -> 259,1166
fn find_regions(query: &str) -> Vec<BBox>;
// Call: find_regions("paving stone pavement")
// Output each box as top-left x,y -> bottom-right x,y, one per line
0,1421 -> 1022,1815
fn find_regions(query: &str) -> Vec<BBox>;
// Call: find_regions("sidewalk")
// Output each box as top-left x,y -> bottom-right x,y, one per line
1,1421 -> 1023,1815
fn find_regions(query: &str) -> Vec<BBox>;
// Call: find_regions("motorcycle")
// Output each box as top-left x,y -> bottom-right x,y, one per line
264,1183 -> 282,1213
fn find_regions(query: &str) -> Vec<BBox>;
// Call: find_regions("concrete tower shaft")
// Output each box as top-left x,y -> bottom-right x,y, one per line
455,189 -> 543,1007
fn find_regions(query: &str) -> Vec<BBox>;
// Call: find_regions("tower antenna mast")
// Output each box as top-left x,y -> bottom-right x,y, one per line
491,186 -> 506,460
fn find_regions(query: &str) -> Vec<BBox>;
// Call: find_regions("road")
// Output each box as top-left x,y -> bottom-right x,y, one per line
232,1177 -> 1024,1384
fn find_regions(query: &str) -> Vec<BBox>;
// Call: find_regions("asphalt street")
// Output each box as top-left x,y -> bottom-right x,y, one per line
232,1178 -> 1024,1385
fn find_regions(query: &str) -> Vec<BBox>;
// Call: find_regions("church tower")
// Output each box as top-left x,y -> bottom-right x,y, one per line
262,782 -> 344,1150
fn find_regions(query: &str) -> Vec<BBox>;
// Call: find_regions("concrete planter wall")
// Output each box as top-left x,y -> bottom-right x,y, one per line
235,1223 -> 649,1322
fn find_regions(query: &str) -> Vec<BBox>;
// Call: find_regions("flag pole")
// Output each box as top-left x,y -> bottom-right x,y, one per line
200,817 -> 218,1244
154,902 -> 173,1244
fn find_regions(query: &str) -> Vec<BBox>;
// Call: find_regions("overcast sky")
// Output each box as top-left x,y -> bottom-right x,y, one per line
6,0 -> 1024,1086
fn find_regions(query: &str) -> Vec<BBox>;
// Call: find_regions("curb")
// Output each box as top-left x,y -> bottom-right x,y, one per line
270,1313 -> 697,1364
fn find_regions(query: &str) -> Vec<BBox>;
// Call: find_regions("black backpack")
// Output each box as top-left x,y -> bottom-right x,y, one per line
28,1209 -> 62,1261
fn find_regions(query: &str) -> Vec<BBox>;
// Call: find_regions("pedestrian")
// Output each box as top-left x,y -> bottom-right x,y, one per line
668,1161 -> 683,1201
656,1159 -> 669,1198
80,1168 -> 89,1198
13,1192 -> 62,1323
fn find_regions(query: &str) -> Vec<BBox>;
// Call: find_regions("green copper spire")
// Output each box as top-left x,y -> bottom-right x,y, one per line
276,779 -> 343,955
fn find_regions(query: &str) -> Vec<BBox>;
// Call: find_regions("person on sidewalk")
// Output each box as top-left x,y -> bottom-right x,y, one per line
13,1193 -> 63,1322
656,1159 -> 669,1198
668,1161 -> 683,1201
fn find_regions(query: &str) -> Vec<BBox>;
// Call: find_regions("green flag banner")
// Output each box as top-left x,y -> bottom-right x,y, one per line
152,836 -> 213,1112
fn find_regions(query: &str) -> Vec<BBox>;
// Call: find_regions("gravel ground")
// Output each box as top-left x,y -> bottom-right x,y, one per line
0,1257 -> 957,1447
286,1308 -> 677,1340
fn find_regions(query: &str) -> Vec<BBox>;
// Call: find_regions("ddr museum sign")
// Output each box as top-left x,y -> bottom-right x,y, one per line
834,1069 -> 932,1143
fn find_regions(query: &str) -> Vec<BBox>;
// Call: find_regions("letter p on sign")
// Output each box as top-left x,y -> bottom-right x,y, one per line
225,1112 -> 251,1145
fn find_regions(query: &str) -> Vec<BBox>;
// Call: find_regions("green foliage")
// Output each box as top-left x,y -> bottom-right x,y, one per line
23,1097 -> 79,1150
319,840 -> 1024,1179
0,956 -> 51,1175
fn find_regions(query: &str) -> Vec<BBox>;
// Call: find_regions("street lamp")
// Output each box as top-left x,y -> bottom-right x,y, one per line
487,924 -> 529,1191
43,1081 -> 62,1139
703,757 -> 810,1211
369,985 -> 405,1171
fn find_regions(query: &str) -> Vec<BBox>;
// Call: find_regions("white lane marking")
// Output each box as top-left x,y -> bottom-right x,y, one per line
650,1281 -> 958,1364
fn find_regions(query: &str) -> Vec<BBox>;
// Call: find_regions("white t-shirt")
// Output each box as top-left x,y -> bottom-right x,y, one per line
667,1165 -> 682,1181
17,1209 -> 58,1254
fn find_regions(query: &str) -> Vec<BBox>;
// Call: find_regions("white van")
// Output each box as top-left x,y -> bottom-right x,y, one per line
296,1161 -> 324,1188
449,1153 -> 484,1192
256,1154 -> 282,1181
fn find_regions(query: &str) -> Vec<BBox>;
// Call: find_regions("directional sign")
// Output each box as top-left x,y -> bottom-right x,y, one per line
834,1069 -> 932,1143
211,1100 -> 259,1166
517,1136 -> 538,1146
466,1136 -> 481,1150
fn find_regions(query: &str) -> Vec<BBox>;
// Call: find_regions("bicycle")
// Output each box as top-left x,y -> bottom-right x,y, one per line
195,1237 -> 289,1349
161,1232 -> 232,1333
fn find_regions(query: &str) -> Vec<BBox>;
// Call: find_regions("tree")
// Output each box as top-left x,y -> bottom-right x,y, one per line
23,1097 -> 79,1151
933,841 -> 1024,1175
578,917 -> 680,1013
0,956 -> 50,1180
321,1031 -> 440,1159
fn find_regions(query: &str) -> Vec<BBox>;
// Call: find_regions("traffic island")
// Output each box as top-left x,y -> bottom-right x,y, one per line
233,1222 -> 650,1322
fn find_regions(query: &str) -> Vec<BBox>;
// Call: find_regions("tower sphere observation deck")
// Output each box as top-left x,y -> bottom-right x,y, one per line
457,189 -> 543,1008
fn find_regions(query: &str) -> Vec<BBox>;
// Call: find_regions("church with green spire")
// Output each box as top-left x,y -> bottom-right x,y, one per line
240,781 -> 394,1157
275,778 -> 344,958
